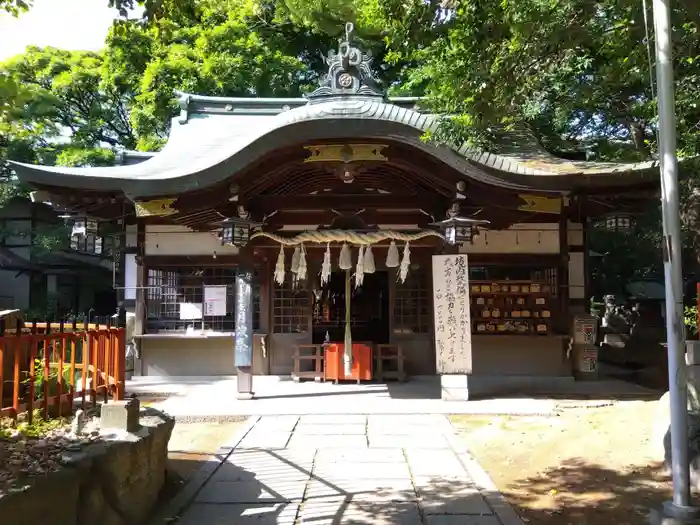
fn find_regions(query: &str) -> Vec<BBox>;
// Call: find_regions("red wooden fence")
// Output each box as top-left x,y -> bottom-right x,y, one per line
0,320 -> 125,424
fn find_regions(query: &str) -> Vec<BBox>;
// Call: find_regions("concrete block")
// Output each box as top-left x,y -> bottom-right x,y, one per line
425,516 -> 501,525
368,434 -> 450,449
416,480 -> 491,515
237,433 -> 291,450
177,502 -> 299,525
314,447 -> 405,464
687,341 -> 700,366
405,449 -> 470,478
294,424 -> 366,435
100,398 -> 140,432
303,478 -> 415,501
649,502 -> 700,525
287,434 -> 367,449
195,480 -> 306,503
300,415 -> 367,425
440,374 -> 470,401
298,497 -> 423,525
312,461 -> 412,480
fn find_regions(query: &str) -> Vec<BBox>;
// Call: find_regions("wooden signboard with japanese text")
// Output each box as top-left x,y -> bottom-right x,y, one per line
432,254 -> 472,374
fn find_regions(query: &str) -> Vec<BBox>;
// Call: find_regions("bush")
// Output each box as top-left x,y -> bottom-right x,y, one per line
686,305 -> 699,338
23,358 -> 73,401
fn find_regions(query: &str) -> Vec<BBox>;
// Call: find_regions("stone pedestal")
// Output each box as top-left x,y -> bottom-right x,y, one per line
649,501 -> 700,524
236,366 -> 254,400
440,374 -> 469,401
100,398 -> 141,432
686,341 -> 700,410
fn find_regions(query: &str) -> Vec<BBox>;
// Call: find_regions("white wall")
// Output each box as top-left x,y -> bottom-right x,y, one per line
125,223 -> 138,249
568,222 -> 584,246
569,252 -> 585,299
461,222 -> 584,254
567,222 -> 586,300
144,224 -> 239,256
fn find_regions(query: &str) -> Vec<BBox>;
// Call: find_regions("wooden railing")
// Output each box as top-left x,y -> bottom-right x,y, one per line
0,319 -> 126,423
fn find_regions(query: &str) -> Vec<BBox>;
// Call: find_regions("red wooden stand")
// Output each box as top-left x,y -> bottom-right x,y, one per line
324,343 -> 373,383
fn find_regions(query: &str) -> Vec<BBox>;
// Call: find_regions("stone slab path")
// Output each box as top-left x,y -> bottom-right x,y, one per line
167,415 -> 524,525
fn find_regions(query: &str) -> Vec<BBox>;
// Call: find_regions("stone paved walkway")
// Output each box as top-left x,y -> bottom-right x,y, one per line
169,415 -> 523,525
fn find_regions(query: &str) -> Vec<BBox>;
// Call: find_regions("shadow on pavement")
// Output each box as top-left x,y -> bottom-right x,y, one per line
153,445 -> 673,524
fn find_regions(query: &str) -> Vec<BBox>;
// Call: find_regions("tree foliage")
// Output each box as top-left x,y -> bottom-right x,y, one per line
0,0 -> 30,16
107,0 -> 313,144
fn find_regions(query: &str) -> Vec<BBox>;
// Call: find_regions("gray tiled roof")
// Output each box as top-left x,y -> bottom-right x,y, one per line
9,96 -> 659,197
0,247 -> 39,272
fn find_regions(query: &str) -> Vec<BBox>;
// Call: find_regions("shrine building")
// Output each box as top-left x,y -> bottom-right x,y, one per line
10,29 -> 659,400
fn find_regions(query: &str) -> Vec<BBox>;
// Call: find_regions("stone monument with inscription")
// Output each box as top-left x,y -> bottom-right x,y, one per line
432,254 -> 472,400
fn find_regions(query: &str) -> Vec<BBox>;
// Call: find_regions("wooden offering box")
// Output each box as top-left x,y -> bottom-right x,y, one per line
324,343 -> 373,383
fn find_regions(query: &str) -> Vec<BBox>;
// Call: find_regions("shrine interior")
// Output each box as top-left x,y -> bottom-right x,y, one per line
311,270 -> 390,346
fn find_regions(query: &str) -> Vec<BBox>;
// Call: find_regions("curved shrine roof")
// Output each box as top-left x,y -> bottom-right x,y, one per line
10,95 -> 659,198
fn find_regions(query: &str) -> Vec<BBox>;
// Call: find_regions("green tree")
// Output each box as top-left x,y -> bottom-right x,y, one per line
0,47 -> 128,256
379,0 -> 700,291
104,0 -> 320,145
0,0 -> 30,16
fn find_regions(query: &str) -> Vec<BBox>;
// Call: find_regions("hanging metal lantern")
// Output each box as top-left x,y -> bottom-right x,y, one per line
66,214 -> 101,254
430,216 -> 490,245
603,213 -> 635,232
220,213 -> 262,248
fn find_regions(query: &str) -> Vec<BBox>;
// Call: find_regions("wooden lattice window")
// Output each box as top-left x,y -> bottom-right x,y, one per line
146,267 -> 260,332
273,281 -> 309,334
393,270 -> 431,334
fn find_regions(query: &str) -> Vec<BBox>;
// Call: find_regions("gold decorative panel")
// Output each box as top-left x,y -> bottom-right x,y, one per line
134,198 -> 177,217
304,144 -> 388,163
517,194 -> 562,214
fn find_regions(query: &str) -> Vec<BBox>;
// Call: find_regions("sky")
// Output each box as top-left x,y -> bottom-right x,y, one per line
0,0 -> 121,61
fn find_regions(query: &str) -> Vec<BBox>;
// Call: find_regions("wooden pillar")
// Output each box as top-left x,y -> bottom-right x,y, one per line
235,249 -> 255,399
558,197 -> 570,332
116,203 -> 128,309
134,220 -> 147,337
133,222 -> 146,329
583,218 -> 591,306
258,256 -> 272,375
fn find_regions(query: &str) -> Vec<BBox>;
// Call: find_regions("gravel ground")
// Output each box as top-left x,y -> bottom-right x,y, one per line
0,409 -> 102,494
